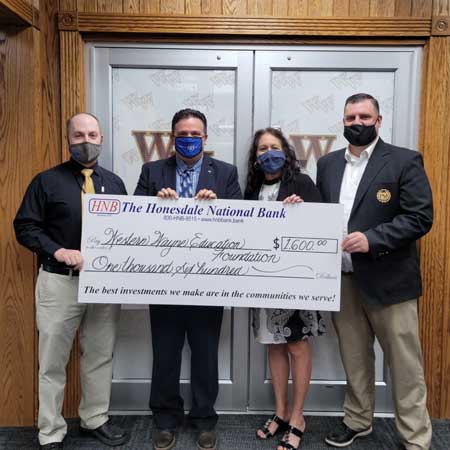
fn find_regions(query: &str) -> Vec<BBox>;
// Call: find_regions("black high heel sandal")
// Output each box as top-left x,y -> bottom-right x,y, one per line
256,414 -> 289,440
278,425 -> 304,449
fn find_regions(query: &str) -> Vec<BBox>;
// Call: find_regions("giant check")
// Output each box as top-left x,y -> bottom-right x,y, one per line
79,195 -> 343,311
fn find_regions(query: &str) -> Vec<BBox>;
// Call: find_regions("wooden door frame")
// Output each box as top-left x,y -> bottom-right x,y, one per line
54,10 -> 450,419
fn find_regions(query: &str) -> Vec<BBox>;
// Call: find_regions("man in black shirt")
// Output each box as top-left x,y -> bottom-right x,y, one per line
14,113 -> 128,450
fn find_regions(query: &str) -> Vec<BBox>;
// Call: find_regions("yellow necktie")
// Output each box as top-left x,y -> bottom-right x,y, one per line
81,169 -> 95,215
81,168 -> 95,194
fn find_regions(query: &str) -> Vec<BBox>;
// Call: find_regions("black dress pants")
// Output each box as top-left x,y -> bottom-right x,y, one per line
149,304 -> 223,431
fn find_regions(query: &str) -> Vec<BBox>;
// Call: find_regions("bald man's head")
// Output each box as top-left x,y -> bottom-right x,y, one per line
66,113 -> 102,145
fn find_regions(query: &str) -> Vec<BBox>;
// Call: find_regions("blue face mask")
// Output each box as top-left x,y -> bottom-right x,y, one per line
175,136 -> 203,158
257,149 -> 286,174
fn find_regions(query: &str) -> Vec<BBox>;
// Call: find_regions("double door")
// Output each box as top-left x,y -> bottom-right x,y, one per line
88,43 -> 422,412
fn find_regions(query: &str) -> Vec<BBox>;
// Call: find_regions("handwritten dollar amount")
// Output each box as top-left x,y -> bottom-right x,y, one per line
273,237 -> 338,254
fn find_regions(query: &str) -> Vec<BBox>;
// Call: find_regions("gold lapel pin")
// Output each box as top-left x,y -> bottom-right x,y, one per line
376,189 -> 391,203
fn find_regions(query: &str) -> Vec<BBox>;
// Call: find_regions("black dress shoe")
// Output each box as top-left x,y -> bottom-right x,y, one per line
152,428 -> 176,450
324,422 -> 372,447
197,430 -> 217,450
40,443 -> 63,450
80,420 -> 128,446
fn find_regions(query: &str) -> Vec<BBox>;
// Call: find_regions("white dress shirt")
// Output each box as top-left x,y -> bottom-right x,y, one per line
339,137 -> 379,272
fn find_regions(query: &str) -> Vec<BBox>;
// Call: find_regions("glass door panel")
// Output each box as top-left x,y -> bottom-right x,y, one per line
250,47 -> 421,412
87,44 -> 422,414
89,46 -> 253,411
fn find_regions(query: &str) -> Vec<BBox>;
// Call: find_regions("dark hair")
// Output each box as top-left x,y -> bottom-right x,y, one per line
171,108 -> 207,134
344,93 -> 380,114
244,127 -> 299,196
66,112 -> 102,140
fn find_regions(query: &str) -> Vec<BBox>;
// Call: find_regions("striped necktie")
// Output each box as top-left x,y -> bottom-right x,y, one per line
179,168 -> 194,198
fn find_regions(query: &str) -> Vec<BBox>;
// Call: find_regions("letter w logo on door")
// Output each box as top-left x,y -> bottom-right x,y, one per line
132,131 -> 174,163
290,134 -> 336,169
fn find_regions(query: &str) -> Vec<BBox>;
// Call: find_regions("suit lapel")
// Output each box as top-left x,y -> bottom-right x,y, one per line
196,154 -> 215,193
277,179 -> 289,201
329,150 -> 347,203
246,189 -> 259,200
164,156 -> 177,190
350,139 -> 390,218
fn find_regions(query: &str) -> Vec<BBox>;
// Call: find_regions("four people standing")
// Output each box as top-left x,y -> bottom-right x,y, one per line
14,96 -> 433,450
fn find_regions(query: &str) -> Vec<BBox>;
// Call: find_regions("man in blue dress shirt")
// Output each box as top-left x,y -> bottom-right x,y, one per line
135,108 -> 241,450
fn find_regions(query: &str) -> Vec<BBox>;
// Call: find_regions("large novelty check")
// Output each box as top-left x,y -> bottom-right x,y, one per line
79,195 -> 343,311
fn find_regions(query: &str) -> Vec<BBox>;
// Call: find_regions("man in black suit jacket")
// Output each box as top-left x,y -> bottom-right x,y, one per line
134,108 -> 241,450
316,94 -> 433,450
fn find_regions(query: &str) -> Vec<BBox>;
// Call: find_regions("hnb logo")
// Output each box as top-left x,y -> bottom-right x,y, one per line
89,198 -> 121,215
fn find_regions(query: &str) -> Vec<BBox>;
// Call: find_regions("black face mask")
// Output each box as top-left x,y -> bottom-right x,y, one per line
343,124 -> 377,147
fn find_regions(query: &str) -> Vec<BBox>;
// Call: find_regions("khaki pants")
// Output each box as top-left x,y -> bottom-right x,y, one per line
333,274 -> 432,450
35,268 -> 120,445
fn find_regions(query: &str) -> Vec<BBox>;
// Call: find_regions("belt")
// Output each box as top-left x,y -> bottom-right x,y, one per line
341,271 -> 353,276
42,264 -> 79,276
